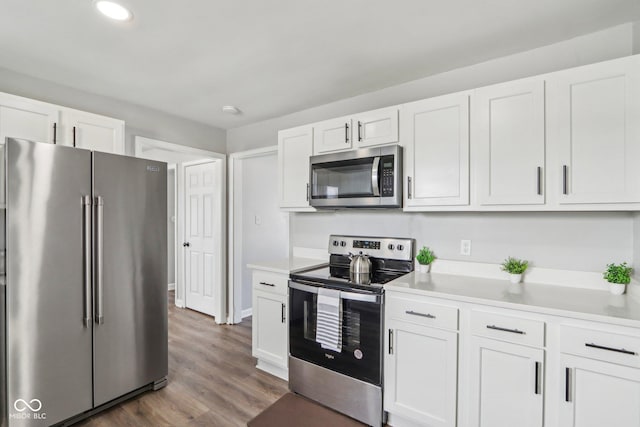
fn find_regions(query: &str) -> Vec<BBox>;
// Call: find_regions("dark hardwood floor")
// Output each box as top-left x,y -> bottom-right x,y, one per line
78,292 -> 288,426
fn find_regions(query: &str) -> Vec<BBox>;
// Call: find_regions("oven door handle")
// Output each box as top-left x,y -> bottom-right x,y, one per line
289,281 -> 382,304
371,156 -> 380,197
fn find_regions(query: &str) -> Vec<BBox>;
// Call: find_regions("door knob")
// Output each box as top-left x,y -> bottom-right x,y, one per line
183,242 -> 190,247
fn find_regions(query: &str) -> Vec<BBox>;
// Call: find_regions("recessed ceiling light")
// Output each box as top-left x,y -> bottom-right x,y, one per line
94,1 -> 133,21
222,106 -> 241,115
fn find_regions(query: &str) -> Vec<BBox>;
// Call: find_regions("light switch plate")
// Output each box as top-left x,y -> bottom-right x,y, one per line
460,240 -> 471,256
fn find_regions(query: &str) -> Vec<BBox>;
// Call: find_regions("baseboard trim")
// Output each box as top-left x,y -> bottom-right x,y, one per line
241,308 -> 252,319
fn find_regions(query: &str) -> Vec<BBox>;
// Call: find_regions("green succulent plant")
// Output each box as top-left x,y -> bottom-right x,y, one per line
603,262 -> 632,285
501,257 -> 528,274
416,246 -> 436,265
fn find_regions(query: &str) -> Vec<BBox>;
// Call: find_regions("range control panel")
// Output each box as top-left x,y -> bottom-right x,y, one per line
329,235 -> 414,261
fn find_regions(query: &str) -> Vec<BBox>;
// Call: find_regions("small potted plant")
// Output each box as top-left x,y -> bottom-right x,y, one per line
416,246 -> 436,274
603,262 -> 632,295
501,257 -> 528,284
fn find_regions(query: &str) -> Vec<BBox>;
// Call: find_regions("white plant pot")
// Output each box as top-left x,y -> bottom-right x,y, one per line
608,282 -> 626,296
417,263 -> 431,274
509,273 -> 523,284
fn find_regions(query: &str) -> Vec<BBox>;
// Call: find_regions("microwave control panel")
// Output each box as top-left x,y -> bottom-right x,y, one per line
381,155 -> 395,197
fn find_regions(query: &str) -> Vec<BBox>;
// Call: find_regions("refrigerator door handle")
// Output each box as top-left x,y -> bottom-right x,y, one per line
83,195 -> 92,327
94,195 -> 105,325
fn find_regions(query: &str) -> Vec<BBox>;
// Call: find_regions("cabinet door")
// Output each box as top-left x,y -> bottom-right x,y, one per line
252,290 -> 287,367
403,92 -> 470,207
549,56 -> 640,204
559,353 -> 640,427
475,79 -> 545,205
352,107 -> 398,148
278,126 -> 314,210
469,336 -> 544,427
384,319 -> 458,427
0,95 -> 59,144
65,109 -> 125,154
313,116 -> 352,154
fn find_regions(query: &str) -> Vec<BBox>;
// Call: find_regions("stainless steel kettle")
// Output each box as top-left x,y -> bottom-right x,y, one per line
349,252 -> 372,284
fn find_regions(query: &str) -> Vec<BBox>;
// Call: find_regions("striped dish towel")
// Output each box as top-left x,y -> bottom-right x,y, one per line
315,288 -> 342,353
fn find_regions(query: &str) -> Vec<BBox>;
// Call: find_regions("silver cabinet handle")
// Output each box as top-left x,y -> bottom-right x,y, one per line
534,361 -> 542,395
358,121 -> 363,141
562,165 -> 568,195
281,303 -> 286,323
537,167 -> 542,195
486,324 -> 525,334
585,342 -> 637,356
407,176 -> 412,199
345,123 -> 349,143
53,122 -> 57,144
73,126 -> 77,148
82,195 -> 92,327
306,183 -> 310,201
406,310 -> 435,319
565,367 -> 571,402
388,329 -> 394,354
259,281 -> 276,287
94,196 -> 104,325
371,156 -> 380,197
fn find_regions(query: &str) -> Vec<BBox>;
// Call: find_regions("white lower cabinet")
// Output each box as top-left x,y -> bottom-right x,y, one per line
468,336 -> 544,427
251,269 -> 289,380
559,353 -> 640,427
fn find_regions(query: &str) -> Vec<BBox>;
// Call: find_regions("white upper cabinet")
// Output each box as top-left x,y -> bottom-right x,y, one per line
403,92 -> 470,208
352,107 -> 399,148
63,109 -> 125,154
0,93 -> 59,145
313,116 -> 352,154
548,55 -> 640,204
475,78 -> 546,205
278,125 -> 314,210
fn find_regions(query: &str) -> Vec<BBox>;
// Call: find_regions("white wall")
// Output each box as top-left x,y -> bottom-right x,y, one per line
291,211 -> 633,273
237,153 -> 289,313
0,67 -> 227,154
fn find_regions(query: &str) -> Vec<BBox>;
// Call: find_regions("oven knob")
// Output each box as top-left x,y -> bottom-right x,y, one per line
387,243 -> 394,250
332,240 -> 339,247
340,241 -> 347,247
397,244 -> 404,251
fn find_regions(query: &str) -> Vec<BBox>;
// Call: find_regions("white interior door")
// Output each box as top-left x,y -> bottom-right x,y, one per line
184,160 -> 221,318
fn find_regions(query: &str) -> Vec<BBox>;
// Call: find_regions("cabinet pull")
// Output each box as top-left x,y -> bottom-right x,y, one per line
562,165 -> 568,195
534,361 -> 541,395
407,176 -> 412,199
357,121 -> 362,141
388,329 -> 394,354
53,122 -> 57,144
565,367 -> 571,402
486,324 -> 525,335
259,281 -> 276,287
537,167 -> 542,195
306,183 -> 310,201
406,310 -> 435,319
585,342 -> 637,356
281,303 -> 286,323
73,126 -> 76,148
345,123 -> 349,144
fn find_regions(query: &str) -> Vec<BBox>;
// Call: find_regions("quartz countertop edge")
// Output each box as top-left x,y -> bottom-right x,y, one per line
247,257 -> 328,275
385,272 -> 640,328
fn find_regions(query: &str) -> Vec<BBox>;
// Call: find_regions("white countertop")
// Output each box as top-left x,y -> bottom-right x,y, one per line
385,272 -> 640,328
247,257 -> 328,275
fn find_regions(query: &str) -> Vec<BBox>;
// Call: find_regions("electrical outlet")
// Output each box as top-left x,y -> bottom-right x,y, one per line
254,215 -> 262,225
460,240 -> 471,256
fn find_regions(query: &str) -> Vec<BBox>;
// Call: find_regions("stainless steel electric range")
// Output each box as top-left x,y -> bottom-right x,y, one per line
288,235 -> 415,426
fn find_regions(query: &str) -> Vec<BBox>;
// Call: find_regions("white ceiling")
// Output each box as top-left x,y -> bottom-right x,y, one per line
1,0 -> 638,130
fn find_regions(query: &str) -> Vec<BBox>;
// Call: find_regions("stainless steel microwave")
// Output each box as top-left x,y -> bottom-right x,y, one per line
309,145 -> 402,208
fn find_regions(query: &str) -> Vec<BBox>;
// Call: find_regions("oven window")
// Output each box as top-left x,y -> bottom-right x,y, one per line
290,286 -> 382,385
311,158 -> 375,199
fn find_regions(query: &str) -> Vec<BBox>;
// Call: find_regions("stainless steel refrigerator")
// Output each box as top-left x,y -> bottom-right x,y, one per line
0,138 -> 168,426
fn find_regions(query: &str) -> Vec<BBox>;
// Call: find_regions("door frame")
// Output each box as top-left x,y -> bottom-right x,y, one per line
228,145 -> 281,324
134,136 -> 226,323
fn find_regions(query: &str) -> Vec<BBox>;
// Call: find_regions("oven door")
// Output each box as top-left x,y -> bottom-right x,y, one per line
289,280 -> 383,386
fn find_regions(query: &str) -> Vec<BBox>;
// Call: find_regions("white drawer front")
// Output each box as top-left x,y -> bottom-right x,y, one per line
471,310 -> 545,348
252,270 -> 288,295
386,294 -> 458,331
560,325 -> 640,368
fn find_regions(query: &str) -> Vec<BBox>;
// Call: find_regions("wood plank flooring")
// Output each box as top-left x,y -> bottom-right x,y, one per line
78,292 -> 288,426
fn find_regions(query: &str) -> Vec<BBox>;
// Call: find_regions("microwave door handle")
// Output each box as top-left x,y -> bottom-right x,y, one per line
371,156 -> 380,197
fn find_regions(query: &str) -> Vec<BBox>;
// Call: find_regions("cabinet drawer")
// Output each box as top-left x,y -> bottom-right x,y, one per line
252,270 -> 288,295
386,294 -> 458,331
471,310 -> 545,347
560,325 -> 640,368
